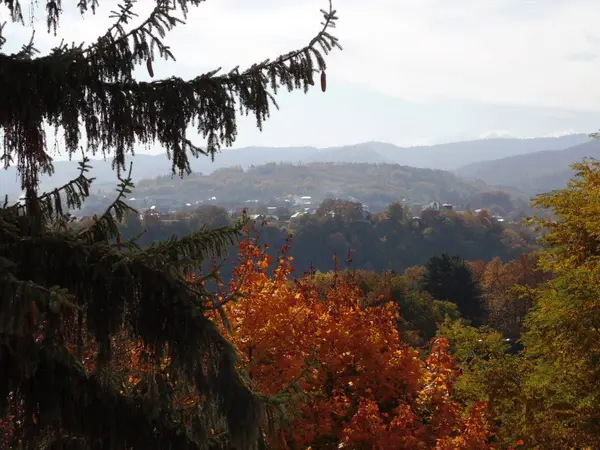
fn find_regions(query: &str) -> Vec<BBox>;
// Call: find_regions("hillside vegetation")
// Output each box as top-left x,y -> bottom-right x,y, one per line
130,162 -> 513,209
115,201 -> 537,280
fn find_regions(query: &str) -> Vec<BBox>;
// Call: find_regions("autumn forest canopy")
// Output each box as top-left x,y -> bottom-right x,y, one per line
2,1 -> 600,449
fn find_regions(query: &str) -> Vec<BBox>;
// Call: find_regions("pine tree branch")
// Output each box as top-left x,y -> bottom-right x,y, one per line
83,0 -> 187,67
10,156 -> 94,223
77,161 -> 136,243
12,28 -> 38,59
0,1 -> 341,182
0,272 -> 77,336
0,338 -> 208,449
1,1 -> 206,29
86,0 -> 145,55
0,21 -> 6,50
98,0 -> 340,88
141,220 -> 245,268
1,222 -> 262,446
83,0 -> 341,80
3,0 -> 97,33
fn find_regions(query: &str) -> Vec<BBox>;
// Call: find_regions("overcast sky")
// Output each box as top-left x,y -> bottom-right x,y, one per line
2,0 -> 600,153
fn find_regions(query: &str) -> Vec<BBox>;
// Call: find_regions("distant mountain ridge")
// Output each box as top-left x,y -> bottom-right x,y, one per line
456,139 -> 600,196
0,134 -> 591,200
334,134 -> 590,170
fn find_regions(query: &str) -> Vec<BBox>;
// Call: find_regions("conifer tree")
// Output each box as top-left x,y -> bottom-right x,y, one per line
421,254 -> 486,324
0,1 -> 340,448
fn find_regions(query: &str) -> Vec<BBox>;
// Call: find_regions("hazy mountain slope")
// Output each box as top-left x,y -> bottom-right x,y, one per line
302,134 -> 590,170
455,139 -> 600,195
0,146 -> 327,200
388,134 -> 590,170
0,134 -> 590,200
0,154 -> 171,201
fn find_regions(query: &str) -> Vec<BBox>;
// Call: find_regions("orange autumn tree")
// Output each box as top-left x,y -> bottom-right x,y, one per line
196,227 -> 492,449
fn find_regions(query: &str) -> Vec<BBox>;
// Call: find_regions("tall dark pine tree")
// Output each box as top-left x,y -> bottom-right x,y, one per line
0,1 -> 340,449
421,254 -> 486,325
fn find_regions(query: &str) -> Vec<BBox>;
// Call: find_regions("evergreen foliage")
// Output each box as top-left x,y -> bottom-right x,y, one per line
421,254 -> 486,324
0,0 -> 341,448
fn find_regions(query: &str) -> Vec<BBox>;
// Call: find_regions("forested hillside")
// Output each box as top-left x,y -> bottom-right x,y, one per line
116,162 -> 526,213
66,161 -> 537,222
134,162 -> 488,205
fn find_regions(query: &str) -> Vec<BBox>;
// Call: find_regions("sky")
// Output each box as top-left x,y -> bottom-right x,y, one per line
2,0 -> 600,154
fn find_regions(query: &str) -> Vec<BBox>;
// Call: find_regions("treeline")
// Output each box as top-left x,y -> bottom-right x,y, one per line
113,200 -> 537,279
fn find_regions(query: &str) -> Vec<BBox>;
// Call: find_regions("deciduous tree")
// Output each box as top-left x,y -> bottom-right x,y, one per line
518,158 -> 600,448
204,232 -> 492,449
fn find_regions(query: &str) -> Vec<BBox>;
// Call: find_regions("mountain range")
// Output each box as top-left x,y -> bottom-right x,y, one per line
455,139 -> 600,196
0,133 -> 595,201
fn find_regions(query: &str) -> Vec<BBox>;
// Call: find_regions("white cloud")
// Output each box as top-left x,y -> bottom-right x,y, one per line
478,128 -> 583,140
330,0 -> 600,110
478,130 -> 517,139
543,129 -> 579,138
